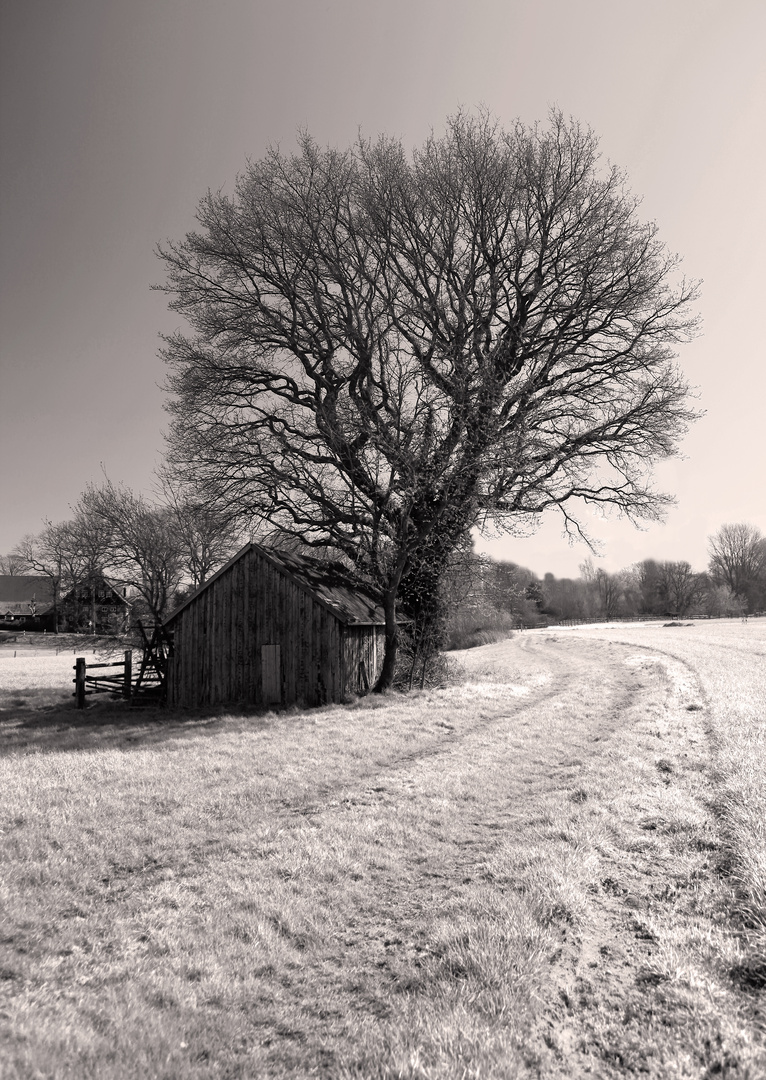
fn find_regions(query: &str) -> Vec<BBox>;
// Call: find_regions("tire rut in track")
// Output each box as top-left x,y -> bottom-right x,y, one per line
285,636 -> 609,820
285,638 -> 653,1015
527,641 -> 741,1077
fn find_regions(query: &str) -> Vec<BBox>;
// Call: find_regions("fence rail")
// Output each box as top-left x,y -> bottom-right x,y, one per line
73,648 -> 164,708
73,652 -> 133,707
549,611 -> 764,627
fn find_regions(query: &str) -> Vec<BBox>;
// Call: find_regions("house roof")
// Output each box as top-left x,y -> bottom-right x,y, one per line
59,576 -> 131,606
165,543 -> 387,627
0,575 -> 56,611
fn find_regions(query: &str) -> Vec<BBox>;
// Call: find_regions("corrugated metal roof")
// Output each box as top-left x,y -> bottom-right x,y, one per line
165,543 -> 386,627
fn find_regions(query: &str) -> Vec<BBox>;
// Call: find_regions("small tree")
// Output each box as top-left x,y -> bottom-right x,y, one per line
77,482 -> 184,624
702,580 -> 745,618
656,560 -> 705,616
580,559 -> 624,620
159,480 -> 242,589
708,524 -> 766,613
443,554 -> 536,647
68,504 -> 115,630
13,529 -> 64,631
0,553 -> 26,575
633,559 -> 665,615
158,111 -> 699,687
595,569 -> 623,620
542,573 -> 592,621
13,519 -> 111,632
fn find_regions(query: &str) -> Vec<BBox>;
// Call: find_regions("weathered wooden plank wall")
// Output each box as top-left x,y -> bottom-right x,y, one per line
166,546 -> 385,709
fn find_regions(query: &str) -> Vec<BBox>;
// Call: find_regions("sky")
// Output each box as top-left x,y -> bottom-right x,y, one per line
1,0 -> 764,579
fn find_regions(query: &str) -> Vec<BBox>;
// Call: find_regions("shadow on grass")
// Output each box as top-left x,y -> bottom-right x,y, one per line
0,688 -> 277,756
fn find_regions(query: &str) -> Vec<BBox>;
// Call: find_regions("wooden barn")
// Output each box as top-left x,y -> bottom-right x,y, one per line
164,543 -> 387,708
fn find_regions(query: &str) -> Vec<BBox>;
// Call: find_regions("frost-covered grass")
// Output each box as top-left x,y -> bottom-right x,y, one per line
1,625 -> 764,1078
0,652 -> 80,691
0,638 -> 126,693
545,618 -> 766,970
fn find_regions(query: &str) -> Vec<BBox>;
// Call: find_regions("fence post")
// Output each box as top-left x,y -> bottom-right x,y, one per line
123,650 -> 132,699
75,657 -> 86,709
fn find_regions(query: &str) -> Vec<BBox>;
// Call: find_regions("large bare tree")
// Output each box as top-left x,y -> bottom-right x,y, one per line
157,111 -> 699,687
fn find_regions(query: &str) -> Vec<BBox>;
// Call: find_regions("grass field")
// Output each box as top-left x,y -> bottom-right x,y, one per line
1,623 -> 764,1078
0,636 -> 124,694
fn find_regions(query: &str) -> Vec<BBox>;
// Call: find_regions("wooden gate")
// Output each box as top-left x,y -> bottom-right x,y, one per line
73,623 -> 172,708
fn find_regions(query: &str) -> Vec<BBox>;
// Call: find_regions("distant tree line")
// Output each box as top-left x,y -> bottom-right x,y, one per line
2,509 -> 762,642
444,522 -> 766,648
1,516 -> 762,647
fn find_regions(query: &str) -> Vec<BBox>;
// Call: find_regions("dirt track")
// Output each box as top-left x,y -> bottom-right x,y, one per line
2,625 -> 763,1077
449,632 -> 729,1074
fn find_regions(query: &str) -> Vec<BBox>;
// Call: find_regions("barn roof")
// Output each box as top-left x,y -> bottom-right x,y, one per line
0,575 -> 56,611
165,543 -> 386,627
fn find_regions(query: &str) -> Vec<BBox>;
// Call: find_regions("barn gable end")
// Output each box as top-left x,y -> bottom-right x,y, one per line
164,544 -> 385,708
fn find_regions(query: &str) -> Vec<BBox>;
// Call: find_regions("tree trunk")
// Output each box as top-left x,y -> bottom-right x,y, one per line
374,587 -> 399,692
52,578 -> 60,634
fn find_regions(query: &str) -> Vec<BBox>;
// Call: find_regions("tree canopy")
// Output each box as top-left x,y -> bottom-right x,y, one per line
158,111 -> 699,686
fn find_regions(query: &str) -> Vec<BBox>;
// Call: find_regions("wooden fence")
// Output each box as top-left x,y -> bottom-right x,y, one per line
73,652 -> 132,707
551,612 -> 764,627
73,641 -> 166,708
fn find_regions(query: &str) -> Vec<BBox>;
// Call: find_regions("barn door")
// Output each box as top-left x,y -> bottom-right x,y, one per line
261,644 -> 281,704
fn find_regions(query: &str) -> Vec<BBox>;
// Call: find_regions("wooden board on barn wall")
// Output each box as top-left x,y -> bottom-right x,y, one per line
340,624 -> 385,695
247,549 -> 258,701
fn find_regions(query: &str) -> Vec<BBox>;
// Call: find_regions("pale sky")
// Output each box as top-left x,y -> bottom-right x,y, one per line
1,0 -> 764,578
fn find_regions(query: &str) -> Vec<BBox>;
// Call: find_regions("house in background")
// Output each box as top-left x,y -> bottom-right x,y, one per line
164,543 -> 387,708
0,575 -> 57,631
57,576 -> 132,634
0,574 -> 131,633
